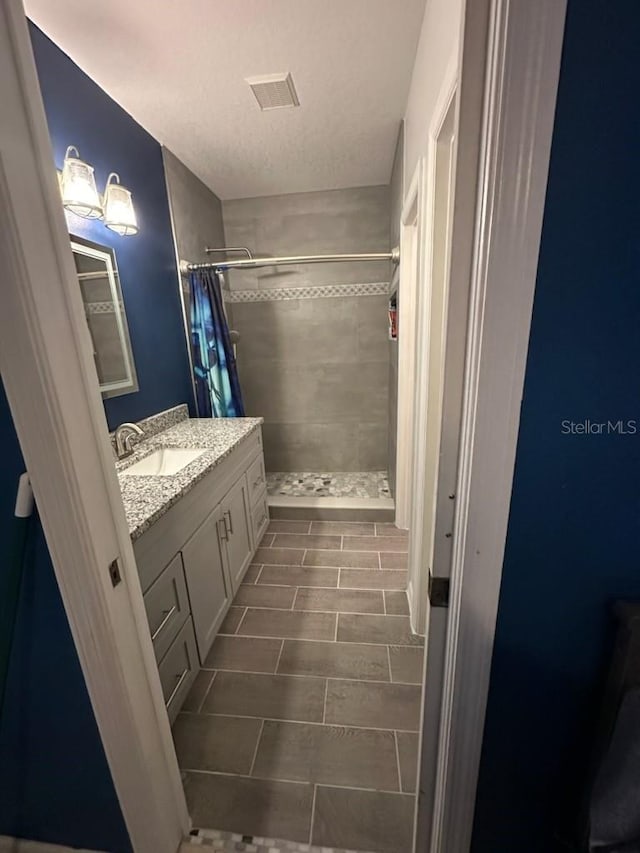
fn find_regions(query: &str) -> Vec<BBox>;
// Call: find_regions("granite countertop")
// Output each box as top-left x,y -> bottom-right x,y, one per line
117,417 -> 263,541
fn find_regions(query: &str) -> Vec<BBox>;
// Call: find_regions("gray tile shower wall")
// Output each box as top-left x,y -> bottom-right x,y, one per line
162,147 -> 233,327
222,186 -> 391,291
232,295 -> 389,471
222,186 -> 391,472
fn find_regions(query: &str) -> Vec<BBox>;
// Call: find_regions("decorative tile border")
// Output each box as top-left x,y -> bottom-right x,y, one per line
224,281 -> 390,303
84,299 -> 124,315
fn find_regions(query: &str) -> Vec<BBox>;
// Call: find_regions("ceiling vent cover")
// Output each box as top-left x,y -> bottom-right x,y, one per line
246,73 -> 300,111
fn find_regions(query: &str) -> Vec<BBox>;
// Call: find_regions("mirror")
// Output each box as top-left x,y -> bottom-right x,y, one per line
71,235 -> 138,398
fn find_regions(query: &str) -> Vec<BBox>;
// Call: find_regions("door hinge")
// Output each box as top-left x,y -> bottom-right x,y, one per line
428,571 -> 450,608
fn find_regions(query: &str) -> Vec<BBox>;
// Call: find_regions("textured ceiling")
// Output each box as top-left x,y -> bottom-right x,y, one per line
25,0 -> 426,200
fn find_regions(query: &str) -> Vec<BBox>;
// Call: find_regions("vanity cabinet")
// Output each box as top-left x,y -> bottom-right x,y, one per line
181,505 -> 231,663
133,426 -> 266,723
223,476 -> 253,593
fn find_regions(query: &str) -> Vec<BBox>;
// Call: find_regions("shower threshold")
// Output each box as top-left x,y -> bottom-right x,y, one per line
266,471 -> 394,522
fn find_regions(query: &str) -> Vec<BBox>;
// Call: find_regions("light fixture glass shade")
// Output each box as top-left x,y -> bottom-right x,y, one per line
60,146 -> 103,219
103,173 -> 138,236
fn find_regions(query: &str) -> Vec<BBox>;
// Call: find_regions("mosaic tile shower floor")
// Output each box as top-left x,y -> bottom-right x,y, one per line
187,827 -> 375,853
266,471 -> 390,499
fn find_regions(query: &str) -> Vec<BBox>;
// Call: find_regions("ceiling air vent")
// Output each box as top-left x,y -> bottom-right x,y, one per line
246,72 -> 300,111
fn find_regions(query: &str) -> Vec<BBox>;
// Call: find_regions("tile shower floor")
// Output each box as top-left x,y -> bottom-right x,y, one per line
176,519 -> 421,853
266,471 -> 391,499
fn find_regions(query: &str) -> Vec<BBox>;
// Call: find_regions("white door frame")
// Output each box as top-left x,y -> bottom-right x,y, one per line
407,64 -> 458,636
425,0 -> 567,849
0,4 -> 189,852
395,159 -> 425,531
0,2 -> 566,853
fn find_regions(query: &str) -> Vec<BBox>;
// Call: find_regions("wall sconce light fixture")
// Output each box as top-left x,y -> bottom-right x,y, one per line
59,146 -> 138,236
60,145 -> 103,219
103,173 -> 138,236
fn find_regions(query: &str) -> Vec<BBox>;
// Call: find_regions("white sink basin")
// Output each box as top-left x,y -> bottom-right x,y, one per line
122,448 -> 206,476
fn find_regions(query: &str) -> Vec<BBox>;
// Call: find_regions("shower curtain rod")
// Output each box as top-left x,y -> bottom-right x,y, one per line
180,246 -> 400,274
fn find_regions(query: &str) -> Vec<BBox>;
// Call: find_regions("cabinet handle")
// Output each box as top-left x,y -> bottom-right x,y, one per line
166,668 -> 189,707
151,605 -> 177,641
218,517 -> 228,541
253,475 -> 264,490
225,509 -> 234,534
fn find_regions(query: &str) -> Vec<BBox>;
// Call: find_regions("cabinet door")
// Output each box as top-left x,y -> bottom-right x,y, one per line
181,505 -> 231,663
222,476 -> 254,594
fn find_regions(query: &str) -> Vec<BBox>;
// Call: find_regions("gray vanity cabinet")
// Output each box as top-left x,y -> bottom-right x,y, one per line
181,505 -> 231,663
222,476 -> 253,594
133,427 -> 266,722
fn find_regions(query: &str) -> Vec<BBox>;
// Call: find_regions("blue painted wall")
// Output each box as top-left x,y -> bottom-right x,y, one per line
29,24 -> 193,430
0,384 -> 131,852
472,1 -> 640,850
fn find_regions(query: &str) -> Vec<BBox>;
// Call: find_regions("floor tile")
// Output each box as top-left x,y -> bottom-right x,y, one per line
234,584 -> 296,610
242,563 -> 262,584
238,608 -> 337,641
254,547 -> 305,566
310,520 -> 375,535
343,535 -> 408,553
219,606 -> 246,635
183,772 -> 313,843
325,680 -> 421,731
173,713 -> 261,774
338,614 -> 423,646
294,587 -> 384,614
271,533 -> 342,550
260,533 -> 276,547
397,731 -> 419,793
267,520 -> 312,534
202,671 -> 326,722
303,549 -> 379,569
312,785 -> 414,852
384,590 -> 410,616
379,552 -> 408,570
204,635 -> 283,673
339,569 -> 407,590
278,640 -> 390,681
375,523 -> 409,539
252,720 -> 399,790
388,646 -> 424,684
258,565 -> 339,588
181,669 -> 215,713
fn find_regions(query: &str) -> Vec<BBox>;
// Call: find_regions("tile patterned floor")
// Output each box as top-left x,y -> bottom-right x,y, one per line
177,519 -> 422,853
266,472 -> 391,499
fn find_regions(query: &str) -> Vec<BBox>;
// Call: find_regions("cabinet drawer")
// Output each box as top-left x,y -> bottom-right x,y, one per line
247,454 -> 266,506
251,491 -> 269,545
143,553 -> 189,663
158,617 -> 198,724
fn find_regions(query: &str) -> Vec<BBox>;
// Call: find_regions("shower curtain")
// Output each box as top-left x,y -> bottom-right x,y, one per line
189,268 -> 245,417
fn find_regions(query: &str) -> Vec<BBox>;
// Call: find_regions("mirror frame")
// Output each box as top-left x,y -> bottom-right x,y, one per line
71,234 -> 139,399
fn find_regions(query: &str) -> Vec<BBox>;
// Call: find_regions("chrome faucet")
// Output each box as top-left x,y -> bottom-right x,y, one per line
114,422 -> 144,459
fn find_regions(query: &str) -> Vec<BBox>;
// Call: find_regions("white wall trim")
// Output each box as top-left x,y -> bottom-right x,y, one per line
0,4 -> 189,852
428,0 -> 567,850
408,58 -> 459,638
395,159 -> 425,533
